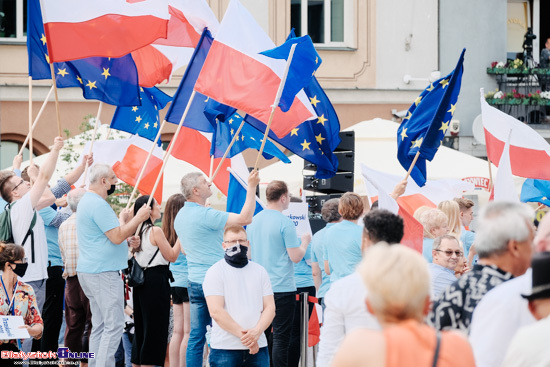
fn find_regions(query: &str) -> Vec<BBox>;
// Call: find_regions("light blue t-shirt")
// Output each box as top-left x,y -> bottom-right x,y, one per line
423,238 -> 434,263
248,209 -> 300,293
324,220 -> 362,282
174,202 -> 229,284
170,252 -> 189,288
76,192 -> 127,273
39,207 -> 63,267
294,239 -> 314,288
311,223 -> 334,298
429,262 -> 457,299
460,227 -> 475,259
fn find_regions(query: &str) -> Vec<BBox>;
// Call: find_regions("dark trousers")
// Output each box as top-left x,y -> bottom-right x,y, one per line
41,265 -> 65,353
64,275 -> 92,359
288,286 -> 316,367
264,292 -> 296,367
131,265 -> 170,366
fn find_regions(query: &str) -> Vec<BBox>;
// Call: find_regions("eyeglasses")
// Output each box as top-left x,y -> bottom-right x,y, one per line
223,239 -> 248,246
435,249 -> 463,257
11,179 -> 24,192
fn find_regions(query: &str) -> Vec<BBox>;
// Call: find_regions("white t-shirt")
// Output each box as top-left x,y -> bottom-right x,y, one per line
203,260 -> 273,350
10,193 -> 48,282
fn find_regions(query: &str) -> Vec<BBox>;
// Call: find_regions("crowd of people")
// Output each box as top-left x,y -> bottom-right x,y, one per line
0,135 -> 549,367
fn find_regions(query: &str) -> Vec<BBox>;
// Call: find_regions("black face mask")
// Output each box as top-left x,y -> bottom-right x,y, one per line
106,184 -> 116,196
10,263 -> 28,278
224,244 -> 249,268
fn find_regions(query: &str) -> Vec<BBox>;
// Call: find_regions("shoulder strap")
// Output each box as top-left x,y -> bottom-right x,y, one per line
146,248 -> 160,267
431,330 -> 442,367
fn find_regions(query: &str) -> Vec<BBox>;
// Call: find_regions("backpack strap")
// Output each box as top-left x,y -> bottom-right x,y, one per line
23,211 -> 37,263
431,330 -> 442,367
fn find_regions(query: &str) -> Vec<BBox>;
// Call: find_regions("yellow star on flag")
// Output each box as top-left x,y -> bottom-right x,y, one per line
144,122 -> 150,129
230,128 -> 234,135
411,137 -> 423,148
414,96 -> 422,106
101,68 -> 111,80
309,95 -> 320,107
301,140 -> 311,151
229,118 -> 233,124
427,83 -> 434,92
40,34 -> 47,45
543,197 -> 548,201
76,75 -> 83,84
45,54 -> 50,63
154,105 -> 157,110
57,68 -> 68,77
290,128 -> 299,136
140,87 -> 144,92
403,111 -> 412,120
86,80 -> 97,90
400,128 -> 408,141
153,122 -> 158,128
241,134 -> 245,141
440,79 -> 449,88
315,133 -> 325,145
131,106 -> 138,112
135,116 -> 142,123
315,56 -> 319,64
448,103 -> 456,116
440,121 -> 450,134
317,114 -> 327,125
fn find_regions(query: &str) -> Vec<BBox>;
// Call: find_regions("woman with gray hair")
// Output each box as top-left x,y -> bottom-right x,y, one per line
331,245 -> 475,367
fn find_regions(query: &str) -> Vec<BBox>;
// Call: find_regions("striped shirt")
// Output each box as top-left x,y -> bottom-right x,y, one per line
58,213 -> 78,278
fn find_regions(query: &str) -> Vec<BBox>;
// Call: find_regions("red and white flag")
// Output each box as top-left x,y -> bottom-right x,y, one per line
194,0 -> 316,138
132,0 -> 220,87
481,90 -> 550,180
492,131 -> 520,202
40,0 -> 170,62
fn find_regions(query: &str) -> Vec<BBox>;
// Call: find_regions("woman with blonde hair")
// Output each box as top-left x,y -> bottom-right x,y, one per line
418,208 -> 449,263
331,245 -> 475,367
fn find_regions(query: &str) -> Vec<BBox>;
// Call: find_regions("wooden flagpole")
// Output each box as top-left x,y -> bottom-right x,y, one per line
125,120 -> 167,209
536,203 -> 545,211
209,155 -> 215,178
487,158 -> 494,191
20,86 -> 55,156
28,77 -> 34,165
81,102 -> 103,185
253,43 -> 298,171
404,151 -> 421,181
134,91 -> 197,237
210,118 -> 246,183
49,64 -> 63,137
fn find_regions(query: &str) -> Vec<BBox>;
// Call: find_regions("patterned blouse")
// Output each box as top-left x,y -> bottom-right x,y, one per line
0,279 -> 43,346
429,264 -> 513,334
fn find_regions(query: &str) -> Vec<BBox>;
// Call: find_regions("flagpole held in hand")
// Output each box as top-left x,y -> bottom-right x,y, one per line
125,120 -> 167,209
135,90 -> 197,237
210,118 -> 246,183
28,77 -> 34,165
20,86 -> 55,157
49,63 -> 63,137
404,151 -> 421,182
81,102 -> 103,185
253,43 -> 298,171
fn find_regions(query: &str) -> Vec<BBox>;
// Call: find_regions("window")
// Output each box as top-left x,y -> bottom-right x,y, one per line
0,140 -> 35,170
291,0 -> 355,48
0,0 -> 27,42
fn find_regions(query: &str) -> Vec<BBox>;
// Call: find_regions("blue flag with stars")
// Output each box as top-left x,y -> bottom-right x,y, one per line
260,35 -> 321,112
27,0 -> 140,106
110,87 -> 172,146
208,112 -> 290,163
165,29 -> 215,133
520,179 -> 550,207
397,49 -> 465,187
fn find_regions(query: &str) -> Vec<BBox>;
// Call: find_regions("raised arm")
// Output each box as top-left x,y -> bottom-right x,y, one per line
226,170 -> 260,227
29,137 -> 63,209
64,154 -> 93,185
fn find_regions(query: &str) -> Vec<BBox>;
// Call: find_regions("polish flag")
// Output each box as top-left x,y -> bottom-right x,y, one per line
194,0 -> 317,138
132,0 -> 220,88
168,126 -> 249,196
40,0 -> 170,62
480,91 -> 550,180
492,131 -> 520,202
113,145 -> 164,204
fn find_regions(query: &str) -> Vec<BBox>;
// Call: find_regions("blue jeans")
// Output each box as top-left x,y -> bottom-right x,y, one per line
186,281 -> 211,367
209,347 -> 269,367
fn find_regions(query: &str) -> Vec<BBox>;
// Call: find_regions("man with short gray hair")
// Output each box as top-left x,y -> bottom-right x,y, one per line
175,170 -> 260,366
77,164 -> 151,367
430,201 -> 535,333
429,235 -> 462,298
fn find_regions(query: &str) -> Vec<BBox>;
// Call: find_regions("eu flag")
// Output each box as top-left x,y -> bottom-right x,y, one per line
397,49 -> 465,187
110,87 -> 172,145
27,0 -> 140,106
520,179 -> 550,207
260,35 -> 321,112
209,112 -> 290,163
164,29 -> 215,133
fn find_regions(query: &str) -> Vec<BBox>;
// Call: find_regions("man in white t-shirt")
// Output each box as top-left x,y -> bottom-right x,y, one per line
203,225 -> 275,367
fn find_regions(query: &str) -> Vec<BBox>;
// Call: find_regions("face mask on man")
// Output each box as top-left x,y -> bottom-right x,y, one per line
224,244 -> 249,268
106,184 -> 116,196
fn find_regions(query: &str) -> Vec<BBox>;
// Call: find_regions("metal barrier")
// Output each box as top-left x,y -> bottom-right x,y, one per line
299,292 -> 309,367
